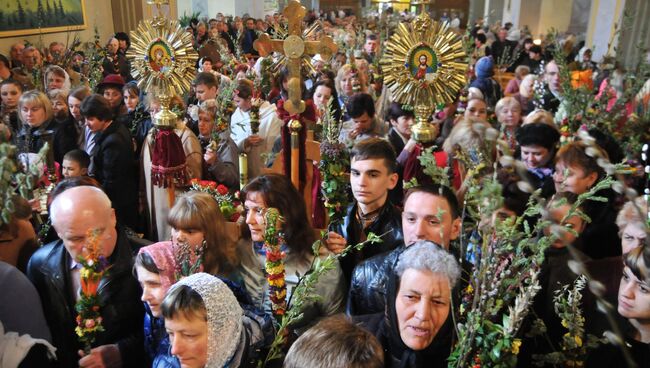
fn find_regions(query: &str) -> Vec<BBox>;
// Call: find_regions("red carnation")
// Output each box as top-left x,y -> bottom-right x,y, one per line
216,184 -> 229,195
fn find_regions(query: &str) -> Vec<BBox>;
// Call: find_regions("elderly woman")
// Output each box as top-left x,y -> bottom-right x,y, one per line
195,99 -> 239,188
515,74 -> 537,115
504,65 -> 530,96
16,90 -> 76,165
238,174 -> 345,329
616,196 -> 648,254
356,241 -> 461,368
335,64 -> 366,119
553,141 -> 620,259
495,96 -> 522,152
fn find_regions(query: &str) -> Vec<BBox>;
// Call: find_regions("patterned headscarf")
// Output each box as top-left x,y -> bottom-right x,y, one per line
137,241 -> 176,292
173,273 -> 243,367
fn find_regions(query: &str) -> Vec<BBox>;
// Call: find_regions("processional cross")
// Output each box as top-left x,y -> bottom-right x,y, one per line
254,0 -> 337,188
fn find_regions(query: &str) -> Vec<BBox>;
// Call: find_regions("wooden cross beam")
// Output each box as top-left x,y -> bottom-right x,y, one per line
254,0 -> 337,115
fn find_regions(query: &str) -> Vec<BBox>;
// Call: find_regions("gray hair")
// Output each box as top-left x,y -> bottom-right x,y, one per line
395,241 -> 461,289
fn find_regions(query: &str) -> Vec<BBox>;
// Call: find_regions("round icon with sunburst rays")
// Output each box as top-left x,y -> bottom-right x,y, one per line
380,13 -> 467,106
127,18 -> 198,96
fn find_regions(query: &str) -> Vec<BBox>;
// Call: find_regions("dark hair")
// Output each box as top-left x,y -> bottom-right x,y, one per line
114,32 -> 131,49
193,72 -> 219,89
0,79 -> 24,92
80,94 -> 114,121
200,56 -> 213,64
475,33 -> 487,44
404,184 -> 460,219
587,128 -> 624,164
350,137 -> 397,173
346,93 -> 375,118
516,122 -> 560,150
529,45 -> 542,54
310,79 -> 341,120
241,174 -> 315,258
624,245 -> 650,283
161,284 -> 206,321
0,54 -> 9,69
497,169 -> 530,216
69,86 -> 91,102
524,38 -> 534,45
63,149 -> 90,169
366,34 -> 378,41
386,102 -> 414,122
134,251 -> 159,275
235,79 -> 254,99
122,83 -> 140,98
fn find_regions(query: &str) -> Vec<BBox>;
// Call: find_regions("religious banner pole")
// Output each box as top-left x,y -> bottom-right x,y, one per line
254,0 -> 337,189
127,0 -> 198,205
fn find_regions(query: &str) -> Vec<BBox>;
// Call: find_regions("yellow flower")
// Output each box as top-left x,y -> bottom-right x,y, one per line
511,339 -> 522,355
561,320 -> 569,328
574,335 -> 583,347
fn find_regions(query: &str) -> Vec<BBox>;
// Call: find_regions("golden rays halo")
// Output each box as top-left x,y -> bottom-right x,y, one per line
380,13 -> 467,107
127,17 -> 198,97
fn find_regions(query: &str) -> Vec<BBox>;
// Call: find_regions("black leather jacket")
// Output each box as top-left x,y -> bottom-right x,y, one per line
329,201 -> 404,283
27,228 -> 145,368
347,244 -> 405,316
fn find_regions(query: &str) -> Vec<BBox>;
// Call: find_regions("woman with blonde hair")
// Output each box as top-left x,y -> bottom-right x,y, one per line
494,96 -> 522,152
335,64 -> 367,119
16,90 -> 76,164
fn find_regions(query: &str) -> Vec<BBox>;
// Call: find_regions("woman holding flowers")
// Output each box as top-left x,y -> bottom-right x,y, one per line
238,174 -> 345,330
167,191 -> 239,281
195,99 -> 239,188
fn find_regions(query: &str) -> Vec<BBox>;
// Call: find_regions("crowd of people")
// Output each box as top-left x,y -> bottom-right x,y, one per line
0,5 -> 649,368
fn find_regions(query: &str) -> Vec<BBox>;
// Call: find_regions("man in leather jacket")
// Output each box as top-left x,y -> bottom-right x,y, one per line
27,186 -> 144,367
347,184 -> 462,315
325,138 -> 404,283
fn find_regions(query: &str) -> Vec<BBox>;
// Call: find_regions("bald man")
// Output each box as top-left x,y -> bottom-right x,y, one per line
27,186 -> 144,368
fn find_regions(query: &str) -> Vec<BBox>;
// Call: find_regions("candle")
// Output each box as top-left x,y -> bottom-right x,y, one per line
239,153 -> 248,188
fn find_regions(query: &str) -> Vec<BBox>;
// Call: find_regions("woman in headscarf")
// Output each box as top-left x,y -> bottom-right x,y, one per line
161,272 -> 263,368
134,243 -> 179,367
355,241 -> 461,368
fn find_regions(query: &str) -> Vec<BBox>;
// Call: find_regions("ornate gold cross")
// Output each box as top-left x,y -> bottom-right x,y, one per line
254,0 -> 337,115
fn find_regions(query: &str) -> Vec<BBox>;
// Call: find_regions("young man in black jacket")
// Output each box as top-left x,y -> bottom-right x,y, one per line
325,137 -> 404,283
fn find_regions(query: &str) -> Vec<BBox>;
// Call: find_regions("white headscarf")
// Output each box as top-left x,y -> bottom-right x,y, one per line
174,273 -> 243,367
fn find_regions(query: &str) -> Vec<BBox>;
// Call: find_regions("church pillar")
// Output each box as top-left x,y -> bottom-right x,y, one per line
585,0 -> 626,62
501,0 -> 522,29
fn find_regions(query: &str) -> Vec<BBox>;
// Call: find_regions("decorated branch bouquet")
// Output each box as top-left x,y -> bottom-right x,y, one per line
262,208 -> 287,318
318,99 -> 350,226
75,229 -> 111,354
189,179 -> 243,222
441,124 -> 633,367
260,231 -> 385,367
173,235 -> 206,279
